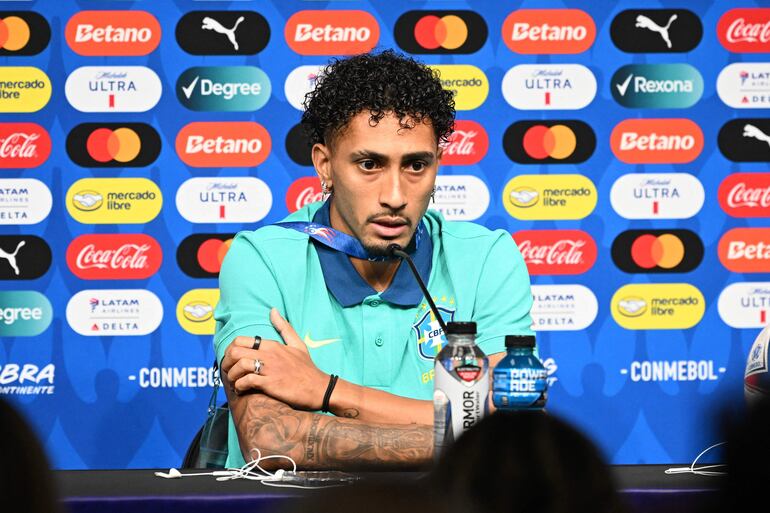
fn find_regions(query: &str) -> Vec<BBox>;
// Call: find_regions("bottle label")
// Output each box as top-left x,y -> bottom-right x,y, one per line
493,367 -> 548,409
434,362 -> 489,438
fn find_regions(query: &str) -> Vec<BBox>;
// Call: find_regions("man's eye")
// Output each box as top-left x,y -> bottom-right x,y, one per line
360,160 -> 377,170
409,161 -> 426,172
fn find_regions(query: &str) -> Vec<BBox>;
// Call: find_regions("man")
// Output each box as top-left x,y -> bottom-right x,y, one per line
214,50 -> 533,470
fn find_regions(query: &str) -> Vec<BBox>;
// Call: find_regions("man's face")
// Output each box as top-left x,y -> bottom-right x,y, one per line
317,111 -> 441,256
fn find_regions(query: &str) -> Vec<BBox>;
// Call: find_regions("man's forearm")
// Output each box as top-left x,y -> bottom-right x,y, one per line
329,378 -> 433,424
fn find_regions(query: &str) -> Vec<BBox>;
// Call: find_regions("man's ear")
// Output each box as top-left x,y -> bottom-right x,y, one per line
311,143 -> 333,188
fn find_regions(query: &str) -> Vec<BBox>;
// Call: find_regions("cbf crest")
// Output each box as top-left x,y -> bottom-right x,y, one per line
413,305 -> 455,360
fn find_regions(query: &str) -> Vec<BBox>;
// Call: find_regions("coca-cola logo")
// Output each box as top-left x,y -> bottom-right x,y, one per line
719,173 -> 770,218
513,229 -> 596,275
440,120 -> 489,166
718,8 -> 770,52
66,234 -> 162,280
286,176 -> 323,213
0,123 -> 51,168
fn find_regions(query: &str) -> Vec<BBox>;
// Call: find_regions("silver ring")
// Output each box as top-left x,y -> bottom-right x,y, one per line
253,359 -> 263,375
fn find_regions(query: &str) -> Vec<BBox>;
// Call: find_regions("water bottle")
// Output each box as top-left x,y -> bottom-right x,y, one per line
433,321 -> 489,458
492,335 -> 548,411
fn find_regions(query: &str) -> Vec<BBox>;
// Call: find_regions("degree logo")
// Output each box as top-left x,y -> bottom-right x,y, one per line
719,228 -> 770,273
177,233 -> 235,278
503,174 -> 596,220
66,123 -> 160,168
502,9 -> 596,54
286,176 -> 322,213
610,173 -> 704,220
718,8 -> 770,53
718,119 -> 770,162
429,65 -> 488,110
0,235 -> 51,280
0,11 -> 50,56
718,282 -> 770,329
530,284 -> 598,331
515,230 -> 597,275
175,177 -> 272,224
502,64 -> 596,110
66,178 -> 163,224
0,178 -> 52,225
65,10 -> 161,56
719,173 -> 770,218
176,121 -> 271,168
0,67 -> 51,113
65,66 -> 162,113
611,283 -> 705,330
176,66 -> 271,112
440,120 -> 488,166
66,234 -> 162,280
612,64 -> 703,108
177,288 -> 220,335
503,120 -> 595,164
610,9 -> 702,53
611,229 -> 703,274
66,289 -> 163,336
611,118 -> 703,164
394,10 -> 487,54
285,10 -> 379,55
0,123 -> 51,168
176,11 -> 270,56
0,290 -> 52,337
717,63 -> 770,109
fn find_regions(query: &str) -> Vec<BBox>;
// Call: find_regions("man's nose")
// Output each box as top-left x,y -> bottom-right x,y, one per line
379,168 -> 407,211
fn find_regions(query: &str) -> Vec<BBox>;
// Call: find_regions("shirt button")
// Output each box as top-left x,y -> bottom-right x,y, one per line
374,337 -> 383,347
370,300 -> 381,307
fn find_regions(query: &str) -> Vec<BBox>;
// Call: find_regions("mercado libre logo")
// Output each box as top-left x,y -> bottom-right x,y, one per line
611,283 -> 705,330
610,118 -> 703,164
177,233 -> 234,278
718,119 -> 770,162
0,123 -> 51,169
0,235 -> 51,280
176,11 -> 270,56
65,66 -> 162,113
176,66 -> 271,112
503,174 -> 597,220
0,67 -> 51,113
718,173 -> 770,218
177,288 -> 220,335
65,10 -> 161,56
611,64 -> 703,108
610,173 -> 704,220
66,123 -> 161,168
718,282 -> 770,329
429,65 -> 488,110
611,229 -> 704,274
66,234 -> 162,280
176,121 -> 271,168
285,10 -> 379,55
502,9 -> 596,54
503,120 -> 595,164
66,289 -> 163,337
502,64 -> 597,110
0,290 -> 52,337
66,178 -> 162,224
0,11 -> 50,56
610,9 -> 702,53
394,10 -> 487,54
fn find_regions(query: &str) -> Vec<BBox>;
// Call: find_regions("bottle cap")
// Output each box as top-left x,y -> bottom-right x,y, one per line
445,321 -> 477,335
505,335 -> 536,348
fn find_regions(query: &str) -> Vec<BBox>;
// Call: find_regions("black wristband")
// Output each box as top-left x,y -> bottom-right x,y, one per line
321,374 -> 338,413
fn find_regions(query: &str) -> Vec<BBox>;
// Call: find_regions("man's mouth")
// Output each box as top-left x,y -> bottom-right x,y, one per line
370,217 -> 409,238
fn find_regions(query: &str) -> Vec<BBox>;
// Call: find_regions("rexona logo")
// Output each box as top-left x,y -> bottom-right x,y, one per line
718,282 -> 770,328
610,118 -> 703,164
718,119 -> 770,162
66,123 -> 160,168
502,9 -> 595,54
0,362 -> 55,396
176,177 -> 272,224
611,229 -> 703,274
285,10 -> 379,55
503,174 -> 596,220
440,120 -> 488,166
0,123 -> 51,168
66,178 -> 162,224
66,234 -> 162,280
0,290 -> 52,337
65,66 -> 162,112
719,173 -> 770,218
514,230 -> 597,275
717,63 -> 770,109
502,64 -> 596,110
610,9 -> 702,53
177,288 -> 219,335
612,64 -> 703,108
503,120 -> 594,164
176,121 -> 271,168
394,10 -> 487,54
285,124 -> 313,167
719,228 -> 770,273
0,67 -> 51,113
176,11 -> 270,55
177,233 -> 234,278
176,66 -> 271,112
611,283 -> 705,330
286,176 -> 322,213
610,173 -> 704,220
530,284 -> 598,331
285,65 -> 325,111
430,65 -> 488,110
66,289 -> 163,336
0,11 -> 51,56
0,178 -> 52,225
0,235 -> 51,280
65,10 -> 161,56
432,175 -> 489,221
718,8 -> 770,53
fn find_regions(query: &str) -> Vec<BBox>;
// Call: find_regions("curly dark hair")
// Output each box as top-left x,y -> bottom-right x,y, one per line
301,49 -> 456,148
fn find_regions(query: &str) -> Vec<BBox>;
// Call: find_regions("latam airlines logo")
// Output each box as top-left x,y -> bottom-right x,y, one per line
719,119 -> 770,162
175,177 -> 272,224
0,235 -> 51,280
0,123 -> 51,168
66,289 -> 163,336
285,10 -> 379,55
430,65 -> 488,110
431,175 -> 489,221
503,120 -> 595,164
286,176 -> 322,213
610,119 -> 703,164
0,290 -> 52,337
502,9 -> 595,54
394,11 -> 487,54
0,178 -> 52,225
502,64 -> 596,110
66,178 -> 162,224
176,11 -> 270,55
65,11 -> 161,56
530,284 -> 598,331
514,230 -> 597,275
0,67 -> 51,113
440,120 -> 488,166
610,9 -> 702,53
719,228 -> 770,273
0,11 -> 50,56
717,63 -> 770,108
66,234 -> 162,280
503,174 -> 597,220
610,173 -> 704,220
176,66 -> 271,112
285,65 -> 325,111
177,288 -> 219,335
66,123 -> 161,168
611,229 -> 703,274
176,122 -> 271,168
718,8 -> 770,53
611,283 -> 705,330
719,173 -> 770,218
65,66 -> 162,112
177,233 -> 234,278
612,64 -> 703,108
718,282 -> 770,329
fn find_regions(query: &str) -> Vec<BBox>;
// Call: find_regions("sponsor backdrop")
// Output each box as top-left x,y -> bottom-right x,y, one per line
0,0 -> 767,468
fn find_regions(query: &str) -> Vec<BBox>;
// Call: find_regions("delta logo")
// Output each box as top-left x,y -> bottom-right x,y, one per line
611,283 -> 705,330
718,282 -> 770,329
718,8 -> 770,53
0,67 -> 51,113
502,9 -> 595,54
175,177 -> 272,224
65,11 -> 161,56
503,174 -> 596,221
718,119 -> 770,162
719,173 -> 770,218
0,11 -> 51,56
0,291 -> 52,337
66,289 -> 163,336
610,173 -> 704,220
176,66 -> 271,112
719,228 -> 770,273
610,9 -> 702,53
514,230 -> 597,275
440,120 -> 488,166
610,119 -> 703,164
176,11 -> 270,56
66,123 -> 160,168
530,284 -> 598,331
502,64 -> 596,110
66,178 -> 162,224
177,288 -> 220,335
432,175 -> 490,221
66,234 -> 162,280
612,64 -> 703,108
394,10 -> 487,54
176,122 -> 271,168
611,229 -> 703,274
0,123 -> 51,168
285,10 -> 379,55
65,66 -> 162,113
177,233 -> 234,278
717,63 -> 770,109
0,178 -> 52,225
503,120 -> 595,164
429,65 -> 488,110
0,235 -> 51,280
286,176 -> 322,213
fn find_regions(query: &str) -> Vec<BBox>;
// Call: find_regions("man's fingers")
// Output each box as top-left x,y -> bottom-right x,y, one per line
234,373 -> 266,394
227,356 -> 271,383
270,308 -> 307,351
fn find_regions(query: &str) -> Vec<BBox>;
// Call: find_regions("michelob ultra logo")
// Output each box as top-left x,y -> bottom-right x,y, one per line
0,122 -> 51,168
610,173 -> 704,220
719,173 -> 770,218
503,120 -> 595,164
432,175 -> 489,221
717,63 -> 770,109
0,67 -> 51,113
177,288 -> 220,335
177,66 -> 271,112
503,174 -> 596,220
502,9 -> 596,54
394,10 -> 487,54
610,118 -> 703,164
502,64 -> 596,110
66,123 -> 161,168
611,229 -> 703,274
177,233 -> 234,278
176,177 -> 272,224
719,228 -> 770,273
612,64 -> 703,108
718,119 -> 770,162
429,65 -> 488,110
530,284 -> 598,331
176,11 -> 270,56
65,11 -> 161,56
0,178 -> 52,225
718,282 -> 770,329
611,283 -> 705,330
65,66 -> 162,113
66,178 -> 162,224
66,289 -> 163,336
0,290 -> 52,337
175,121 -> 271,168
0,11 -> 51,56
285,10 -> 379,55
718,8 -> 770,53
610,9 -> 702,53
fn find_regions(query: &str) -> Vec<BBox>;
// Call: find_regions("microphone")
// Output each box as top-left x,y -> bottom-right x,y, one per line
387,243 -> 448,334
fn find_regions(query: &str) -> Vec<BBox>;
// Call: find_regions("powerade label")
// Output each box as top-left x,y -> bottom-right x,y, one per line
493,367 -> 548,409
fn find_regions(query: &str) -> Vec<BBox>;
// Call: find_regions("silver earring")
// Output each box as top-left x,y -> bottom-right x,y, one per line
321,181 -> 330,200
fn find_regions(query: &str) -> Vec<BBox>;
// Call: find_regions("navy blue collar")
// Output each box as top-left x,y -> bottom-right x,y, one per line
312,201 -> 433,307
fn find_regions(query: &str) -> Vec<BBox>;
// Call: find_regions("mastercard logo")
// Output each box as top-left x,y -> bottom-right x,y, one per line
611,229 -> 703,274
503,120 -> 595,164
177,233 -> 235,278
0,12 -> 50,56
67,123 -> 161,168
394,11 -> 487,54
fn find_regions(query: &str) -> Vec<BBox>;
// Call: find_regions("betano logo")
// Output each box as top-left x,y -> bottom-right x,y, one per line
177,233 -> 234,278
66,289 -> 163,336
65,10 -> 161,56
440,120 -> 488,166
610,173 -> 704,219
66,178 -> 162,224
175,177 -> 272,224
719,173 -> 770,218
66,234 -> 162,280
611,229 -> 703,274
718,8 -> 770,53
718,282 -> 770,329
176,66 -> 271,112
718,119 -> 770,162
285,10 -> 379,55
502,9 -> 595,54
176,121 -> 271,168
0,178 -> 52,225
66,123 -> 161,168
429,65 -> 488,110
0,11 -> 50,56
65,66 -> 162,113
503,120 -> 595,164
177,288 -> 220,335
394,11 -> 487,54
514,230 -> 597,275
432,175 -> 489,221
717,63 -> 770,109
719,228 -> 770,273
611,283 -> 704,330
0,290 -> 52,337
502,64 -> 596,110
0,67 -> 51,113
610,118 -> 703,164
0,123 -> 51,168
612,64 -> 703,108
530,284 -> 598,331
503,174 -> 596,220
610,9 -> 702,53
